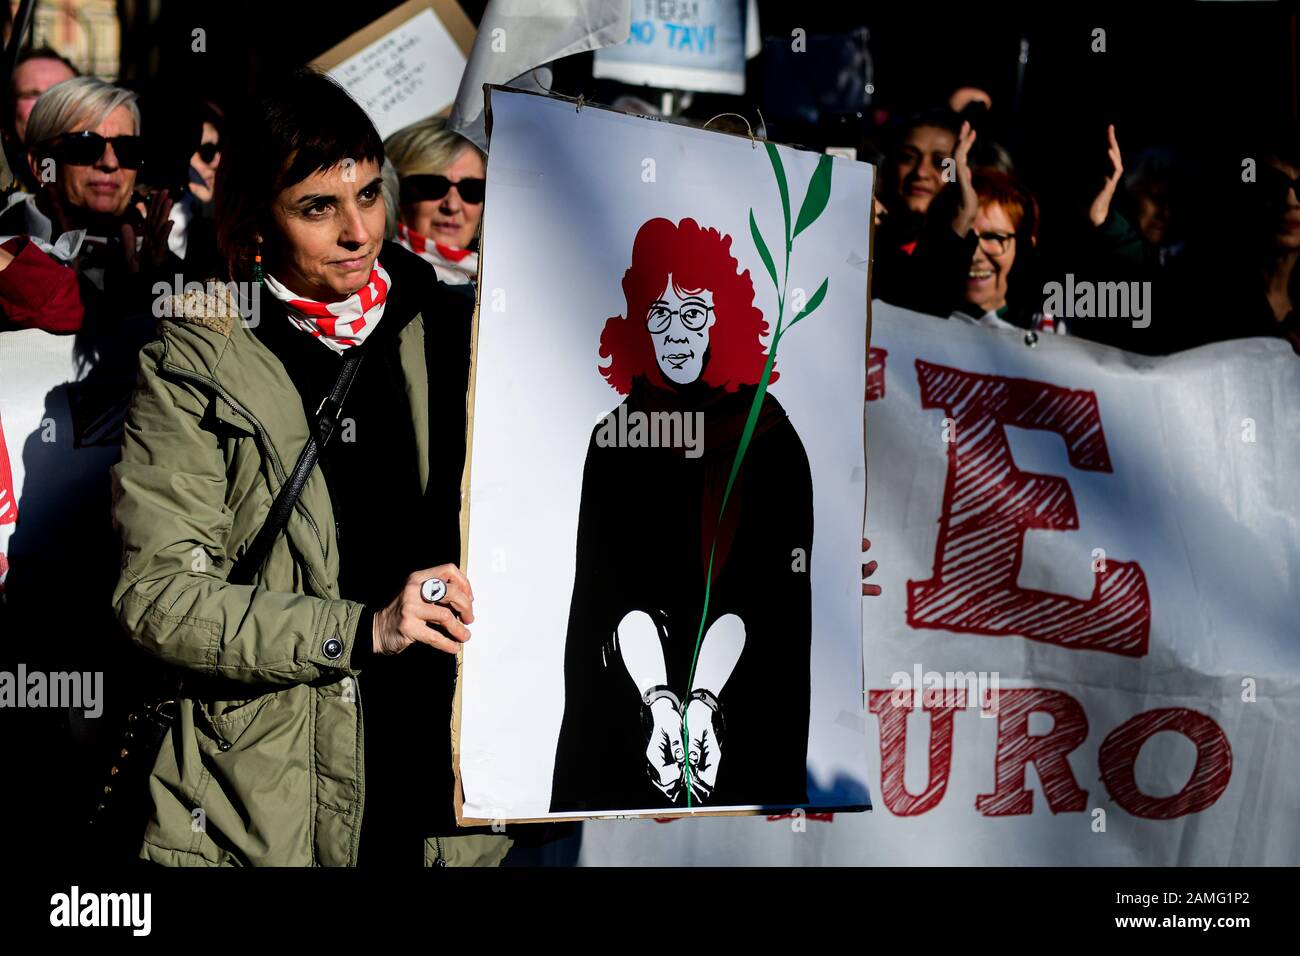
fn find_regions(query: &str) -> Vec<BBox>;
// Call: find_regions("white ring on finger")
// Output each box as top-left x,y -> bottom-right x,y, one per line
420,577 -> 448,604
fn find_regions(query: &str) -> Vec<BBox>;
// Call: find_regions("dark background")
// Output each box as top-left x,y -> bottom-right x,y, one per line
113,1 -> 1297,238
121,2 -> 1296,149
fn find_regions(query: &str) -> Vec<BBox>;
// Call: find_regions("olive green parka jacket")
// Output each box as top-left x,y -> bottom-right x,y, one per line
110,277 -> 509,867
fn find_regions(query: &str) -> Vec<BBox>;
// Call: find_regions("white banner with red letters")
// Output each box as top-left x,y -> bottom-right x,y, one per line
575,301 -> 1300,865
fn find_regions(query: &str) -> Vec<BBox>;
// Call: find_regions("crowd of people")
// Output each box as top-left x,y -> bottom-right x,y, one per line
0,46 -> 1294,366
0,49 -> 486,336
0,16 -> 1295,871
0,58 -> 501,868
869,91 -> 1300,355
0,48 -> 1295,360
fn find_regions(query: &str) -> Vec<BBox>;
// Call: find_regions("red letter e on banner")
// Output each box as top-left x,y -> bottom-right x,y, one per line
907,361 -> 1151,657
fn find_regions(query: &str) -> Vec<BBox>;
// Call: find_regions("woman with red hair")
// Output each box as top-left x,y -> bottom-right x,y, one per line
954,168 -> 1048,332
550,217 -> 813,812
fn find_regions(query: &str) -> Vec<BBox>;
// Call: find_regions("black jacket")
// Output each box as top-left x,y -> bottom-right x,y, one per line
550,378 -> 813,812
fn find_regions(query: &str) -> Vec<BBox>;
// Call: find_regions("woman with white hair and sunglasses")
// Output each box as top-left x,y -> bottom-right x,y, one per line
0,76 -> 176,288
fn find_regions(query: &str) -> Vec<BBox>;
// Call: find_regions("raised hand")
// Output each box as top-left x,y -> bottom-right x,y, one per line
1088,124 -> 1124,228
951,120 -> 979,237
121,188 -> 174,274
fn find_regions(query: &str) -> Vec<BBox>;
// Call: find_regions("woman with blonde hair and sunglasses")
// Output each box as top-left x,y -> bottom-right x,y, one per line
0,77 -> 176,289
384,116 -> 485,290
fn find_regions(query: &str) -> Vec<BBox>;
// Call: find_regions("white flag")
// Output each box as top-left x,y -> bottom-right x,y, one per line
448,0 -> 631,152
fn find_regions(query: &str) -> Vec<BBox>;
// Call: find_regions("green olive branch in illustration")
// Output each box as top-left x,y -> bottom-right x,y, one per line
682,144 -> 832,807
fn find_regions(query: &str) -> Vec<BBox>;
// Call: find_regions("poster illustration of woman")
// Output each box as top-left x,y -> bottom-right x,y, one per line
549,217 -> 813,812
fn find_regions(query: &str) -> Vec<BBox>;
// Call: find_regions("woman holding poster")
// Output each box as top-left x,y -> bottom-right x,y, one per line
110,69 -> 508,867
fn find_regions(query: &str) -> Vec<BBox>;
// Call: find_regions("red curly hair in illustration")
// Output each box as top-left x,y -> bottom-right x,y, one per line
598,217 -> 776,394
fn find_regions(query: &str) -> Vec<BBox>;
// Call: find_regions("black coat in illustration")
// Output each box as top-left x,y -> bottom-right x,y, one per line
549,375 -> 813,812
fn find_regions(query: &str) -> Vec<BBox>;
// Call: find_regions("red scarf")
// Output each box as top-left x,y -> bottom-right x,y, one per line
395,223 -> 478,286
264,262 -> 391,354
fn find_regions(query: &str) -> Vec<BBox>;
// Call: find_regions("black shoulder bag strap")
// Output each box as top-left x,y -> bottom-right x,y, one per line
90,348 -> 367,851
227,346 -> 366,586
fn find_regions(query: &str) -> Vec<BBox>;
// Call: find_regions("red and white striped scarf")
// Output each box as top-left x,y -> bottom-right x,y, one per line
264,262 -> 391,354
395,223 -> 478,286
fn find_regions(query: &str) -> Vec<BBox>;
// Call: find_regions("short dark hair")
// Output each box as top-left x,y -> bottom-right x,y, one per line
898,108 -> 963,144
215,68 -> 384,280
13,46 -> 79,80
6,47 -> 79,138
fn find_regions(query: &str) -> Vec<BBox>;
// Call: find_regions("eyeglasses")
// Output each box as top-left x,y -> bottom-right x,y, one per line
975,231 -> 1015,255
399,174 -> 485,205
39,131 -> 145,170
646,301 -> 713,333
195,141 -> 220,164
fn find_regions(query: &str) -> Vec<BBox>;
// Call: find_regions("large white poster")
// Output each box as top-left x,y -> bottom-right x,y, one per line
457,89 -> 875,822
576,303 -> 1300,864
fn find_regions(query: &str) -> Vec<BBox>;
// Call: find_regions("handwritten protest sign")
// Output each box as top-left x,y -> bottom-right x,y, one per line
593,0 -> 756,94
312,0 -> 474,139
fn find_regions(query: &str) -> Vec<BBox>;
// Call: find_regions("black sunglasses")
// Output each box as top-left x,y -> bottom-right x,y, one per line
195,141 -> 220,164
1260,167 -> 1300,203
40,131 -> 145,170
400,174 -> 485,205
